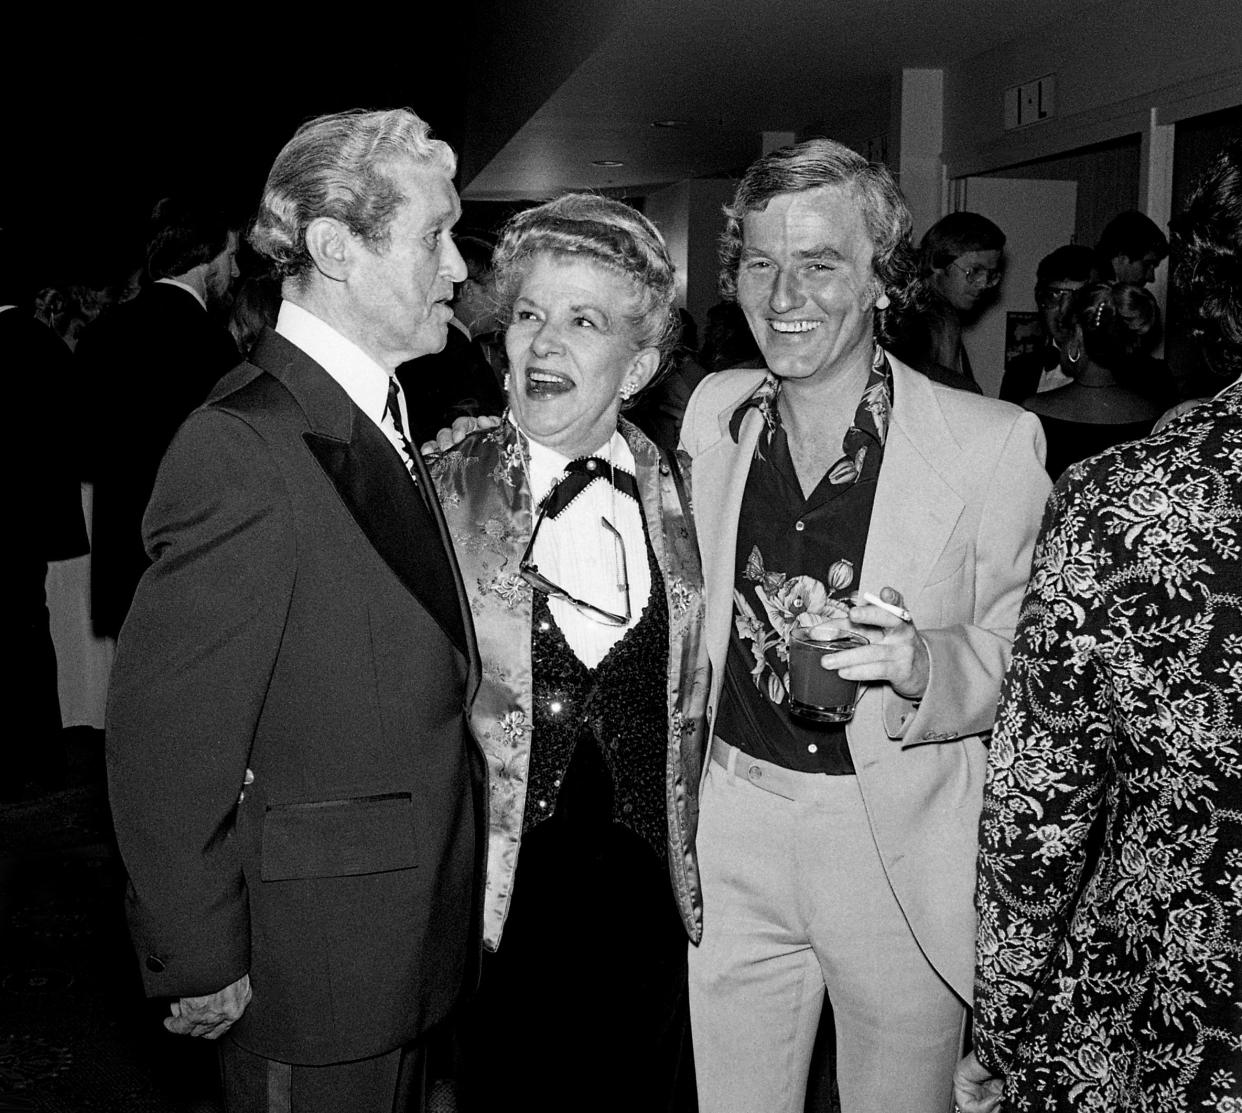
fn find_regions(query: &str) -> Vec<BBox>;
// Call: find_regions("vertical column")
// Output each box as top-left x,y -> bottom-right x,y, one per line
897,68 -> 945,239
1140,107 -> 1175,341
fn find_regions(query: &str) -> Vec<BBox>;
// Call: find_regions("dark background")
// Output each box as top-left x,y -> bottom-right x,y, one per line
3,16 -> 479,291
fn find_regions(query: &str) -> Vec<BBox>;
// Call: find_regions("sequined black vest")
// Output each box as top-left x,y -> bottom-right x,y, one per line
525,538 -> 670,863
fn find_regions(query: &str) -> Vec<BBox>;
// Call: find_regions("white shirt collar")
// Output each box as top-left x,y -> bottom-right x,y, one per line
155,276 -> 207,312
276,299 -> 393,426
522,423 -> 636,507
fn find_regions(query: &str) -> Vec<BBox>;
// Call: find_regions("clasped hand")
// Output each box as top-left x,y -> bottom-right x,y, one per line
818,586 -> 929,701
165,973 -> 252,1040
419,413 -> 501,456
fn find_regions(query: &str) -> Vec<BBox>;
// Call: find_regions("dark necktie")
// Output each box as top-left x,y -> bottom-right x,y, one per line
538,455 -> 640,520
384,377 -> 420,481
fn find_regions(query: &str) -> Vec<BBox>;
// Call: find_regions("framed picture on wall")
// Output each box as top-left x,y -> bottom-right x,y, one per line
1004,311 -> 1044,373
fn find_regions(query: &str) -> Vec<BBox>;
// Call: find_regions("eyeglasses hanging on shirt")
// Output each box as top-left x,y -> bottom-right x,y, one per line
520,456 -> 638,626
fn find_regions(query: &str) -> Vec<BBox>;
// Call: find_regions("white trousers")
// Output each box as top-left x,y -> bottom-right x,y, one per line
687,744 -> 965,1113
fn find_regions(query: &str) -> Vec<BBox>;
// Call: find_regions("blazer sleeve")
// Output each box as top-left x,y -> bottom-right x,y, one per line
884,409 -> 1051,743
106,407 -> 296,998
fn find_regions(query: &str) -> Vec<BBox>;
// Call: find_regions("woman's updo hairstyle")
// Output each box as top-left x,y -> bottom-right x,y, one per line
491,192 -> 680,399
1071,281 -> 1158,371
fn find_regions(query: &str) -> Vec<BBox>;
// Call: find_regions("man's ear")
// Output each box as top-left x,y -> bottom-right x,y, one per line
304,218 -> 353,283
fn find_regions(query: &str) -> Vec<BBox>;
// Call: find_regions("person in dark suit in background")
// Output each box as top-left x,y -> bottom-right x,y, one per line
76,196 -> 240,638
397,232 -> 505,443
105,106 -> 485,1113
3,235 -> 90,795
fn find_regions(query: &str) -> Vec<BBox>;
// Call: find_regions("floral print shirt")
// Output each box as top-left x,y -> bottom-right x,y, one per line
716,352 -> 893,772
973,384 -> 1242,1110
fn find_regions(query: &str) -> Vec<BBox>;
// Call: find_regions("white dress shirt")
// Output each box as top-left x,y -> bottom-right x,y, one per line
275,300 -> 412,464
526,426 -> 653,669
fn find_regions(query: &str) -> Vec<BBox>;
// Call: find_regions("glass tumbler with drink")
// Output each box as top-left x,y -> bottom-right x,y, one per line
787,623 -> 869,723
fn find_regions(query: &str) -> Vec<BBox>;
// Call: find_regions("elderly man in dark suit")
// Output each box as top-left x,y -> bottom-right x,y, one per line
76,197 -> 240,638
106,107 -> 484,1113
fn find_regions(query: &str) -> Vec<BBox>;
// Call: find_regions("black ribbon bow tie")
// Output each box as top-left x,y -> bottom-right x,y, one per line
537,456 -> 640,520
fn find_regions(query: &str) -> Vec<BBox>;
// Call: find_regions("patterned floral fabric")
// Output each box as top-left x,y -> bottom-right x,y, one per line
973,385 -> 1242,1111
430,417 -> 710,950
727,352 -> 892,711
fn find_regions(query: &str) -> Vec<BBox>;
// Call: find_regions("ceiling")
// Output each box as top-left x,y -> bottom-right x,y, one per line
460,0 -> 1098,201
7,0 -> 1100,283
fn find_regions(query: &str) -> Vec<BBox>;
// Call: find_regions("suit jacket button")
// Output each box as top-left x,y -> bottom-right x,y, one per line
145,955 -> 166,973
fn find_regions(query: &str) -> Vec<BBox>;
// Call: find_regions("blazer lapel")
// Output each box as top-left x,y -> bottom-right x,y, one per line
304,424 -> 469,655
252,329 -> 472,658
861,361 -> 965,610
695,406 -> 765,705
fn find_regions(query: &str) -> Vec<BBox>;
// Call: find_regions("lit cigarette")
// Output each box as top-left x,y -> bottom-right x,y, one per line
862,592 -> 912,623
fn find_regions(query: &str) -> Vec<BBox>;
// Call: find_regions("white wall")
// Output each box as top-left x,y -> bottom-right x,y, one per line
647,178 -> 739,336
942,0 -> 1242,179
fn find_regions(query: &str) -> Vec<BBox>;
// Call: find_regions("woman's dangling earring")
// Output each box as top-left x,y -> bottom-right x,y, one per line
1066,343 -> 1082,365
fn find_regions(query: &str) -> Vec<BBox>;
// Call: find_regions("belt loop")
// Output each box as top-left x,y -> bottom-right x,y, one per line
723,738 -> 738,783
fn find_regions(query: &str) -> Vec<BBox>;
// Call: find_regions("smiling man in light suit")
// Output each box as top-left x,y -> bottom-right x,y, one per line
680,139 -> 1051,1113
106,108 -> 484,1113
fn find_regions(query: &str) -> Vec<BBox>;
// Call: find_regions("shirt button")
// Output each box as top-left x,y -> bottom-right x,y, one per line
537,799 -> 548,809
807,743 -> 818,754
795,520 -> 805,532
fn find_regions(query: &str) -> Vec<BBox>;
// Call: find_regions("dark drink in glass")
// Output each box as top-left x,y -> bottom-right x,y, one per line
787,627 -> 868,723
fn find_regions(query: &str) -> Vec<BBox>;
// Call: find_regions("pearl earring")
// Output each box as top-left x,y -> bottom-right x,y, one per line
875,293 -> 891,310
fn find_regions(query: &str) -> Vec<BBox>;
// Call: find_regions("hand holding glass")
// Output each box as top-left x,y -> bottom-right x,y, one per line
787,624 -> 869,723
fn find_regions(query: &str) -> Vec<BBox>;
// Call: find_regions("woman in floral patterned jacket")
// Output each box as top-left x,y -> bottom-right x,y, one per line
956,139 -> 1242,1112
430,194 -> 709,1112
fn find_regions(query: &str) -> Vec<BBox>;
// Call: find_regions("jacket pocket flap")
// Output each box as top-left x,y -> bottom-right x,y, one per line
261,793 -> 417,881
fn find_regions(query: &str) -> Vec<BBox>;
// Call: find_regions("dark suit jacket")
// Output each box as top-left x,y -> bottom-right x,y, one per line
396,324 -> 505,445
106,329 -> 485,1065
76,282 -> 239,637
5,309 -> 89,562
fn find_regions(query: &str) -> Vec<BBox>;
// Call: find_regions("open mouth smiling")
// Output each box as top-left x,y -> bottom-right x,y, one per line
525,367 -> 575,397
769,320 -> 821,334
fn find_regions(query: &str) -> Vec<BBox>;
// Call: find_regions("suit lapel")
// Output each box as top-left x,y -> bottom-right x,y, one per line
304,424 -> 468,654
696,405 -> 765,704
862,361 -> 964,607
252,330 -> 472,658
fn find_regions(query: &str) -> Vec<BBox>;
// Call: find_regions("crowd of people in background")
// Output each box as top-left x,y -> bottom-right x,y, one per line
5,111 -> 1239,1113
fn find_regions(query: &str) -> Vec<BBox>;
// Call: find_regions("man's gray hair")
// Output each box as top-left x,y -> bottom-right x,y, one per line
719,138 -> 917,340
250,107 -> 456,284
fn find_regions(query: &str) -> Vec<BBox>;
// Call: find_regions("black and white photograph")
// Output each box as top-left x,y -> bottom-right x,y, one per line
3,3 -> 1240,1111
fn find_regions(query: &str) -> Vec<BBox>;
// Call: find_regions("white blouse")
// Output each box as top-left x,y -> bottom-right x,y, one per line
525,429 -> 653,669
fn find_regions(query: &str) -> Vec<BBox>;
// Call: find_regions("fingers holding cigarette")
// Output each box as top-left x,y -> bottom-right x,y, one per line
833,587 -> 929,700
862,590 -> 913,624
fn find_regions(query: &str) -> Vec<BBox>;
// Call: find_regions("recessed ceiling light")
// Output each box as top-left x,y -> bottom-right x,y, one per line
591,159 -> 625,167
651,119 -> 689,128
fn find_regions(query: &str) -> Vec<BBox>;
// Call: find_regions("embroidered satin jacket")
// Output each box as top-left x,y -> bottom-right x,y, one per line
432,418 -> 710,950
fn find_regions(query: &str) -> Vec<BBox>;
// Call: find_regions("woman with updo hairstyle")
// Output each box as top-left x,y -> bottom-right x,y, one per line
431,192 -> 708,1112
1021,281 -> 1163,479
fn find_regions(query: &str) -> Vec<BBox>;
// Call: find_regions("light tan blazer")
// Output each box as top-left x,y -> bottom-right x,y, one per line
679,353 -> 1051,1002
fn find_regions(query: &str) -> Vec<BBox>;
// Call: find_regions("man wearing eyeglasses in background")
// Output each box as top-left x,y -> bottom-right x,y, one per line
998,244 -> 1100,403
891,210 -> 1007,394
